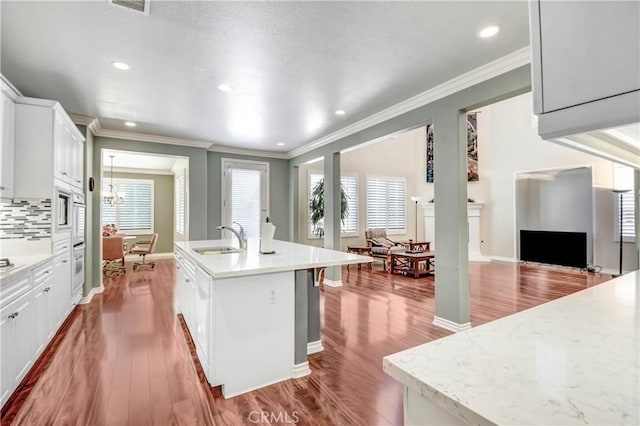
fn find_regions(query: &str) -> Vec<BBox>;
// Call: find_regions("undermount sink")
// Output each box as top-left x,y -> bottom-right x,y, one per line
193,246 -> 241,255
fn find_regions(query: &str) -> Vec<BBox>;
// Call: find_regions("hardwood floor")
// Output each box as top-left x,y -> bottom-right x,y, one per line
1,259 -> 611,425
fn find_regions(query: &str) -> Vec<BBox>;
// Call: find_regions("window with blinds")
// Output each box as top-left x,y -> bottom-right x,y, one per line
175,174 -> 185,235
366,175 -> 406,234
231,168 -> 262,238
103,178 -> 154,234
308,171 -> 358,238
613,164 -> 636,242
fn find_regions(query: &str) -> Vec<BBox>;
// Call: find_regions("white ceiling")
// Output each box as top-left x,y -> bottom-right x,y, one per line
1,1 -> 530,153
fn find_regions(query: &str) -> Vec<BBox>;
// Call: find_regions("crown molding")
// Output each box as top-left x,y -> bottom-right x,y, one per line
68,113 -> 97,127
90,119 -> 215,149
288,46 -> 531,159
0,74 -> 21,100
208,144 -> 289,159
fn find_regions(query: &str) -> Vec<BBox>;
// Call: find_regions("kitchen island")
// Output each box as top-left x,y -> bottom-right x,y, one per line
384,272 -> 639,425
175,238 -> 371,398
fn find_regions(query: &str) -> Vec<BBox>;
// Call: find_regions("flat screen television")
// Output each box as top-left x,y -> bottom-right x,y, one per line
520,230 -> 587,268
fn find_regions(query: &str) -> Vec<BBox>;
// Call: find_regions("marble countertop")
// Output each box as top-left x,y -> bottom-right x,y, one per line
176,239 -> 372,279
383,271 -> 639,425
0,254 -> 55,283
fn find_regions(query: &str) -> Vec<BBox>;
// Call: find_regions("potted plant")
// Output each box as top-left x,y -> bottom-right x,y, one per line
309,178 -> 349,237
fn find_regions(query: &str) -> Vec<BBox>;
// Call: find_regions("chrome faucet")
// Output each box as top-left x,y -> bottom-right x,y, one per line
216,221 -> 247,250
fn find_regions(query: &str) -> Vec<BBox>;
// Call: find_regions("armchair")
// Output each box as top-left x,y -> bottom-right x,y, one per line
365,228 -> 406,271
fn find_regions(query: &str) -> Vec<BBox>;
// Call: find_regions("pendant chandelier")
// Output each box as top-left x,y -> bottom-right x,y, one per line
103,155 -> 125,206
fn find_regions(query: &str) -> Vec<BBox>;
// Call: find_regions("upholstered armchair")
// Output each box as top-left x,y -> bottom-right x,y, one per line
365,228 -> 406,271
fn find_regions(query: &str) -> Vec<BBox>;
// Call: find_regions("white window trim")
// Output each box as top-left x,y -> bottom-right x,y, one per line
307,170 -> 359,239
365,174 -> 406,235
221,158 -> 270,237
613,163 -> 636,243
103,177 -> 154,235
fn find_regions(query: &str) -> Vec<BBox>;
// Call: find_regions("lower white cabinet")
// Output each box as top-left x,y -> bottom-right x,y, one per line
194,265 -> 211,372
0,254 -> 74,407
32,261 -> 54,354
0,285 -> 36,407
53,251 -> 71,325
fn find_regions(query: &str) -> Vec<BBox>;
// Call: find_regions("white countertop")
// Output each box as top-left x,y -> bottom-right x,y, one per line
176,239 -> 372,279
0,254 -> 55,283
383,272 -> 640,425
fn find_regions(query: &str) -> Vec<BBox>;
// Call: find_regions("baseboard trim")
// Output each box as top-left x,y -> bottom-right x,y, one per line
323,278 -> 343,287
291,362 -> 312,378
307,340 -> 324,355
490,256 -> 519,263
469,255 -> 492,263
433,316 -> 472,333
78,285 -> 105,304
600,268 -> 627,276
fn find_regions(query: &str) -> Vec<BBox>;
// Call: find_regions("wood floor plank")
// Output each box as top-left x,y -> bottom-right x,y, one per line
2,259 -> 612,425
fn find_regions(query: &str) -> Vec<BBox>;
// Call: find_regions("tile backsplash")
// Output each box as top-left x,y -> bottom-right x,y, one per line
0,199 -> 52,240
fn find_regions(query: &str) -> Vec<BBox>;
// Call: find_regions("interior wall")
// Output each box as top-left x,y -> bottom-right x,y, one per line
515,168 -> 594,263
207,151 -> 289,241
484,92 -> 636,271
297,129 -> 424,250
111,171 -> 174,253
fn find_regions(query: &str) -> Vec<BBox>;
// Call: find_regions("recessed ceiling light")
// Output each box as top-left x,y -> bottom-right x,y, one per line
277,142 -> 285,147
335,110 -> 346,116
112,61 -> 130,70
478,25 -> 500,38
218,84 -> 233,92
124,121 -> 136,127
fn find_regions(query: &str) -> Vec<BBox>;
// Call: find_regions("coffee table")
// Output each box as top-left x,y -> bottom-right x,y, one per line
401,241 -> 431,252
390,251 -> 435,278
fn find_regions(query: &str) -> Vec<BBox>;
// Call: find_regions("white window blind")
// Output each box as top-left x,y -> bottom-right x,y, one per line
613,164 -> 636,242
366,176 -> 406,233
103,179 -> 153,234
231,168 -> 261,238
175,174 -> 185,235
308,171 -> 358,237
341,175 -> 358,235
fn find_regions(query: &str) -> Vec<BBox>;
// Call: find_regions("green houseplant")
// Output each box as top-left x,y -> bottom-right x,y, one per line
309,178 -> 349,237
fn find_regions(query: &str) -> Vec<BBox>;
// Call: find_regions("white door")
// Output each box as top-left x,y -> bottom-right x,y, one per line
221,159 -> 269,238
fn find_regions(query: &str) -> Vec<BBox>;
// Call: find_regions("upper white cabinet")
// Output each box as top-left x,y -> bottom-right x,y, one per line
530,0 -> 640,139
14,98 -> 85,198
0,80 -> 17,200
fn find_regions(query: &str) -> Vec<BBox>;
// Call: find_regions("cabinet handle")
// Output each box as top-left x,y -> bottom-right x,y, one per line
0,186 -> 5,190
62,260 -> 68,264
76,179 -> 81,183
62,172 -> 68,176
44,270 -> 50,274
8,312 -> 19,319
185,278 -> 190,283
44,287 -> 51,292
176,266 -> 181,269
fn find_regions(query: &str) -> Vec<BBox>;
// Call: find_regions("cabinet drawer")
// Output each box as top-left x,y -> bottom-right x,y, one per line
0,272 -> 31,308
53,239 -> 70,255
32,262 -> 54,286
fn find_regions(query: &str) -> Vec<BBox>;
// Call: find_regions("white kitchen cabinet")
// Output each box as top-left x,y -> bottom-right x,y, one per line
194,264 -> 211,374
175,248 -> 196,330
530,0 -> 640,139
53,249 -> 72,324
0,81 -> 16,200
70,134 -> 84,188
14,98 -> 85,198
32,261 -> 55,356
0,286 -> 36,407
